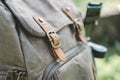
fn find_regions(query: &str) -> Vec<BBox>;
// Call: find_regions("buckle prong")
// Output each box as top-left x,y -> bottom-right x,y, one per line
47,30 -> 61,48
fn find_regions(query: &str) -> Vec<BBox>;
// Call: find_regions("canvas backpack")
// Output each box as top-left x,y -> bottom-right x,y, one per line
0,0 -> 96,80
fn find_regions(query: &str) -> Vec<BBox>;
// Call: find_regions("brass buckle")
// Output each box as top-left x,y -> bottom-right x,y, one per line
51,41 -> 61,49
74,20 -> 87,43
5,69 -> 26,80
47,30 -> 61,48
74,19 -> 83,34
76,22 -> 82,34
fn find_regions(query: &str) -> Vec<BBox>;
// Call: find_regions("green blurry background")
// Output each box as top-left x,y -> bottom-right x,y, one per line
73,0 -> 120,80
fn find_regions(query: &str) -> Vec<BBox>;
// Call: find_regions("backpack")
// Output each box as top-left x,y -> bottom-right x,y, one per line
0,0 -> 96,80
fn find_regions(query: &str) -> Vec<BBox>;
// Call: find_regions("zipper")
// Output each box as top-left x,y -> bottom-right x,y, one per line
42,44 -> 86,80
52,73 -> 59,80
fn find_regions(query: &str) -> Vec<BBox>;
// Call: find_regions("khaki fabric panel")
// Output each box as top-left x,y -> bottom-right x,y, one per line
1,0 -> 96,80
5,0 -> 83,37
19,29 -> 53,80
0,1 -> 25,67
56,46 -> 94,80
18,25 -> 80,80
5,0 -> 73,37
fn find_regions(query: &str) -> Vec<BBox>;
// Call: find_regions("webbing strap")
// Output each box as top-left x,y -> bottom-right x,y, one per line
62,6 -> 87,43
33,16 -> 66,61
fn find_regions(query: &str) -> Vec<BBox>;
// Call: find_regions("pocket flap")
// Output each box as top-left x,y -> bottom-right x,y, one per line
5,0 -> 81,37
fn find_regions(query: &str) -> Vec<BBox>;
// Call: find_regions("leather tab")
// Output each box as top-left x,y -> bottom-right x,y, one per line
75,33 -> 87,43
92,65 -> 97,80
53,48 -> 66,61
62,6 -> 87,43
75,22 -> 87,43
33,16 -> 66,61
62,6 -> 76,22
33,17 -> 52,32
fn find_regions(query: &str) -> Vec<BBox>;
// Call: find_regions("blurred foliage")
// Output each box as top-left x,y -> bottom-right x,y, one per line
73,0 -> 120,80
95,55 -> 120,80
95,42 -> 120,80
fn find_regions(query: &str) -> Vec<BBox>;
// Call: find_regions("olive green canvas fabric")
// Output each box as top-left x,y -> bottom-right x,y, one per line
0,0 -> 95,80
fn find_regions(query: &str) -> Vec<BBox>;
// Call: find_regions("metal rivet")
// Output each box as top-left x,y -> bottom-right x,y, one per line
65,6 -> 71,11
38,17 -> 44,22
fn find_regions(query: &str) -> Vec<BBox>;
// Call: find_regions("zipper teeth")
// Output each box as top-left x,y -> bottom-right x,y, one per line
45,62 -> 59,80
43,44 -> 86,80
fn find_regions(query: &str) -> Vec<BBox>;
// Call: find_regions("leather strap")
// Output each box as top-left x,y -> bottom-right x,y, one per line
92,65 -> 97,80
62,6 -> 87,43
33,16 -> 66,61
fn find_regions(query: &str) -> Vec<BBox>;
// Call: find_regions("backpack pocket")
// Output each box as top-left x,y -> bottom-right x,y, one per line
43,45 -> 95,80
55,46 -> 95,80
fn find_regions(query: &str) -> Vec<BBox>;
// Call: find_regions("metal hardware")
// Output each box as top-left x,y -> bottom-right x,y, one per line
47,30 -> 61,48
5,69 -> 26,80
65,6 -> 71,11
75,21 -> 83,34
51,41 -> 61,49
47,30 -> 56,41
38,17 -> 44,22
